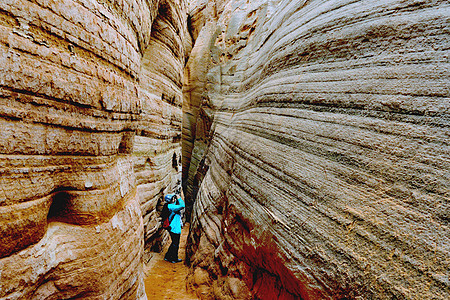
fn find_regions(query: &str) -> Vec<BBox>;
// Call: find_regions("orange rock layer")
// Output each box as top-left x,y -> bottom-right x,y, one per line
0,0 -> 189,299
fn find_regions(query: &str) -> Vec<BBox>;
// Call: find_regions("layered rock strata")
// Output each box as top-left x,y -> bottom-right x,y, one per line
183,0 -> 449,299
134,0 -> 190,256
0,0 -> 188,299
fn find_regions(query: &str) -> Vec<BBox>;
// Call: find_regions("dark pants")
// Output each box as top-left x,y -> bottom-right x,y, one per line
164,231 -> 181,261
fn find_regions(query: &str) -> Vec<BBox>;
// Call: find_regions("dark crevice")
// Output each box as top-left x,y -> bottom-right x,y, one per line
47,191 -> 74,222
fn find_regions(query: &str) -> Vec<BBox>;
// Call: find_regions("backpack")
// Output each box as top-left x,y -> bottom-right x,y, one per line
161,203 -> 174,231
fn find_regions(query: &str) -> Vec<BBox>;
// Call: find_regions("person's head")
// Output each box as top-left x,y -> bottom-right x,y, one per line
164,194 -> 175,204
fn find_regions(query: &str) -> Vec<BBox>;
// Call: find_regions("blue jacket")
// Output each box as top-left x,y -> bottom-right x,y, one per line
167,195 -> 185,234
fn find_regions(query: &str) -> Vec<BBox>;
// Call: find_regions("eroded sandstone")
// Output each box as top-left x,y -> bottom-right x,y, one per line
0,0 -> 188,299
183,0 -> 449,299
134,0 -> 190,258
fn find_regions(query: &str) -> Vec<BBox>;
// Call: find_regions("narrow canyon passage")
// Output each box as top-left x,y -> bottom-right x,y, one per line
144,225 -> 198,300
0,0 -> 448,299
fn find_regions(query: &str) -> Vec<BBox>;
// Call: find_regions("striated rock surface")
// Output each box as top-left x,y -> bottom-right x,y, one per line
183,0 -> 449,299
1,190 -> 146,299
134,0 -> 190,257
0,0 -> 188,299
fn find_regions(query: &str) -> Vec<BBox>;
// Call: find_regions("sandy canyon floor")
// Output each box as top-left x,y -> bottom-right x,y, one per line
144,225 -> 198,300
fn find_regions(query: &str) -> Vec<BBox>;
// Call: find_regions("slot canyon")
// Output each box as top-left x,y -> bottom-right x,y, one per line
0,0 -> 448,299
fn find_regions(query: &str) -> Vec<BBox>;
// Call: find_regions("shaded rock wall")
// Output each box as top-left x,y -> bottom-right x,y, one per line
183,0 -> 449,299
134,0 -> 190,257
0,0 -> 188,299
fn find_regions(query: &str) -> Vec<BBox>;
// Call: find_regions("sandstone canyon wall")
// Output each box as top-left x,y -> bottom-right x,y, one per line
183,0 -> 449,299
0,0 -> 188,299
134,0 -> 190,258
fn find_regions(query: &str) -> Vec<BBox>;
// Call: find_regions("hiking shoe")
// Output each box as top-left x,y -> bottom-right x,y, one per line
171,259 -> 182,263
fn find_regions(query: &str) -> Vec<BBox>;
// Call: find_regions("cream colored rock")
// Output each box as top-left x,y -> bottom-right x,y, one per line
0,0 -> 188,299
183,0 -> 450,299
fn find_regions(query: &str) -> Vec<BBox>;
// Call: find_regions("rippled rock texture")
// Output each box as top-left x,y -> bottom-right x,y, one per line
183,0 -> 449,299
0,0 -> 188,299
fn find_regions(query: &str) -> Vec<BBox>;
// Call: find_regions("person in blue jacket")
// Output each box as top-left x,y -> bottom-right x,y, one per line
163,193 -> 185,263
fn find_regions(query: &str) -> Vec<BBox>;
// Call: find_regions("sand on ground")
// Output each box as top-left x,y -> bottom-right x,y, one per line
144,225 -> 198,300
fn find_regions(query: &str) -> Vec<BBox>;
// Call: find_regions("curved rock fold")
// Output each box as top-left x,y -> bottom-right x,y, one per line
183,0 -> 449,299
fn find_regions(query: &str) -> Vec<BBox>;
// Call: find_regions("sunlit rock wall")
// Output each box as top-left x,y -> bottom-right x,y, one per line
0,0 -> 187,299
183,0 -> 449,299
